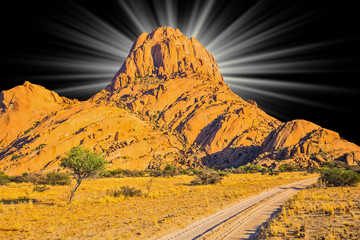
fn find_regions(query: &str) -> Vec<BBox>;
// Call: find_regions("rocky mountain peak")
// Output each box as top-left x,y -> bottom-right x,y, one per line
1,28 -> 359,175
107,27 -> 223,91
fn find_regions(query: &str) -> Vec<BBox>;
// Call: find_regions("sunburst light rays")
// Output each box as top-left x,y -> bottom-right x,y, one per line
5,0 -> 356,119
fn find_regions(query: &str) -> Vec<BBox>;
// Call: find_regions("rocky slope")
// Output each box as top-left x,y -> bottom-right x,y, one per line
1,27 -> 359,175
255,120 -> 360,167
0,81 -> 74,148
0,81 -> 182,175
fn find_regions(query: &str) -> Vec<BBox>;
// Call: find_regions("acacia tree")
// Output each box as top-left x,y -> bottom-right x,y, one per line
60,146 -> 107,202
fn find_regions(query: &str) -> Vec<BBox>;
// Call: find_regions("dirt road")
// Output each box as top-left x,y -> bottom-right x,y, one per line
157,177 -> 317,240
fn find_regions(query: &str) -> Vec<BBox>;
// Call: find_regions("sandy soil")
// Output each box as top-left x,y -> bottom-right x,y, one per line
157,177 -> 318,240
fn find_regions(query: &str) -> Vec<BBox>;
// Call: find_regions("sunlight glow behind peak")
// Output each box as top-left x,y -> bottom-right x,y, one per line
6,0 -> 357,119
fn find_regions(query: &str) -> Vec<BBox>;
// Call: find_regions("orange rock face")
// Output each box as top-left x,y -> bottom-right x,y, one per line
107,27 -> 223,91
0,87 -> 181,175
1,27 -> 359,175
256,120 -> 360,168
0,82 -> 74,148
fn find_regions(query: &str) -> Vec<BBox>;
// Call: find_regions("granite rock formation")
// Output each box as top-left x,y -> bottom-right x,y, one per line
1,27 -> 359,175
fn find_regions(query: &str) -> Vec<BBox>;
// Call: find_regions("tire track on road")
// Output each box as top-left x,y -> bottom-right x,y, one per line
157,177 -> 317,240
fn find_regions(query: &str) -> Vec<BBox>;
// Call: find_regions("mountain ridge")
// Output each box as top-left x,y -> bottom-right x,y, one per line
1,27 -> 359,175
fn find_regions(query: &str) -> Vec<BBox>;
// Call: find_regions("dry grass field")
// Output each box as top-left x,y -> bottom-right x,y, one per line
259,185 -> 360,240
0,172 -> 316,239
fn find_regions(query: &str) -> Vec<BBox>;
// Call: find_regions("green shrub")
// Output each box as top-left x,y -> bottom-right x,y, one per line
218,172 -> 228,177
269,170 -> 280,176
191,171 -> 223,185
40,172 -> 71,185
13,172 -> 71,186
12,173 -> 43,184
179,169 -> 192,175
35,144 -> 47,150
306,167 -> 318,174
11,154 -> 22,161
238,164 -> 262,173
261,167 -> 270,175
108,186 -> 142,198
228,167 -> 246,174
105,169 -> 144,178
149,169 -> 164,177
23,121 -> 41,135
191,169 -> 203,175
0,171 -> 12,185
320,168 -> 360,186
33,185 -> 50,192
162,164 -> 177,177
99,170 -> 113,178
279,163 -> 297,172
321,161 -> 348,169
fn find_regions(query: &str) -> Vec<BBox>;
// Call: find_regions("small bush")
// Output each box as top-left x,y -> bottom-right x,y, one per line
11,154 -> 22,161
108,186 -> 142,198
35,144 -> 46,150
306,167 -> 318,174
320,168 -> 360,186
149,169 -> 164,177
238,165 -> 262,173
228,167 -> 246,174
321,161 -> 348,169
0,171 -> 12,185
269,171 -> 280,176
218,172 -> 228,177
261,167 -> 270,175
13,173 -> 41,184
191,171 -> 223,185
22,172 -> 29,177
33,185 -> 50,192
279,163 -> 297,172
40,172 -> 71,185
99,170 -> 113,178
179,169 -> 192,175
103,169 -> 145,178
162,164 -> 177,177
138,171 -> 146,177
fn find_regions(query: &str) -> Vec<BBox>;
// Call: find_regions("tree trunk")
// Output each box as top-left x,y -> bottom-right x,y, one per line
69,178 -> 82,203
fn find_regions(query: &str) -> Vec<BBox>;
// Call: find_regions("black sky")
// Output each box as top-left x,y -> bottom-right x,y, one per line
1,0 -> 360,144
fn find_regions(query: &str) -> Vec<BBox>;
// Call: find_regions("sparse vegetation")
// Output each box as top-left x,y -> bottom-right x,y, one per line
100,168 -> 146,178
239,164 -> 262,173
0,171 -> 12,185
33,185 -> 50,192
320,168 -> 360,186
13,173 -> 45,185
0,172 -> 316,239
35,143 -> 47,150
279,163 -> 297,172
99,164 -> 301,179
108,186 -> 142,198
258,182 -> 360,239
10,154 -> 22,161
191,171 -> 223,185
40,172 -> 71,186
23,120 -> 41,135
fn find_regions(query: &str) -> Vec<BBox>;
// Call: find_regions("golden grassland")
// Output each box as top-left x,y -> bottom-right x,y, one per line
0,172 -> 316,239
260,184 -> 360,240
